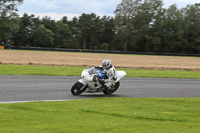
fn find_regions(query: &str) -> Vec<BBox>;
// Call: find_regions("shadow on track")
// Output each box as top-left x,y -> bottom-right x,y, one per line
71,94 -> 123,98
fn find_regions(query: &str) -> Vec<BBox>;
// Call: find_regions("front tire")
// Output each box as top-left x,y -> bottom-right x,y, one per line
103,81 -> 120,95
71,82 -> 87,95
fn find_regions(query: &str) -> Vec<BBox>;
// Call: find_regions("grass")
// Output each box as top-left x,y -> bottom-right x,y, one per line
0,64 -> 200,78
0,64 -> 85,76
0,97 -> 200,133
121,68 -> 200,79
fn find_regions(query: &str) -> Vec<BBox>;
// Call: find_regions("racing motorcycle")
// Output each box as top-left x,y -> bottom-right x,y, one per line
71,67 -> 126,95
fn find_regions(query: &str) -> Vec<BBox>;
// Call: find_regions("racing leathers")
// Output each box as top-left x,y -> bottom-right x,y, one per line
95,65 -> 117,91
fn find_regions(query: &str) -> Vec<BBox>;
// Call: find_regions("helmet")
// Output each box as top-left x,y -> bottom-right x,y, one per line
95,69 -> 106,79
102,59 -> 112,69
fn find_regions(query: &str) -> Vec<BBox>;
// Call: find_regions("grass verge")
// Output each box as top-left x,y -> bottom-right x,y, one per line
0,98 -> 200,133
0,64 -> 200,78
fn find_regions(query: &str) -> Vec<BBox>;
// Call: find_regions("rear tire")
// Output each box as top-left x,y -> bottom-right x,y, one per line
71,82 -> 87,95
103,81 -> 120,95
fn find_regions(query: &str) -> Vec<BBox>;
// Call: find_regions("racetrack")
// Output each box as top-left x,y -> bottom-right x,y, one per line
1,75 -> 200,103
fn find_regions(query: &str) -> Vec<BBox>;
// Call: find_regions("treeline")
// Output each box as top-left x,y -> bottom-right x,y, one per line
11,14 -> 116,51
1,0 -> 200,54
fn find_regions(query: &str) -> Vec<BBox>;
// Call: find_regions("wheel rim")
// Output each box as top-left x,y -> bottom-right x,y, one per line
106,82 -> 120,94
72,84 -> 87,95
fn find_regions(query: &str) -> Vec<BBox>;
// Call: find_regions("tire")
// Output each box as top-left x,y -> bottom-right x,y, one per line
71,82 -> 87,95
103,81 -> 120,95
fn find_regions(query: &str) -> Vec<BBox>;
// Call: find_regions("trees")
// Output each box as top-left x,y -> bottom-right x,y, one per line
101,16 -> 115,50
114,0 -> 200,54
139,0 -> 164,53
183,5 -> 200,54
0,0 -> 23,15
0,0 -> 23,44
32,25 -> 54,47
114,0 -> 165,52
66,17 -> 82,49
54,21 -> 73,48
160,5 -> 185,53
12,15 -> 73,48
78,13 -> 103,49
13,13 -> 40,46
1,0 -> 200,54
67,14 -> 115,50
115,0 -> 142,51
78,13 -> 92,49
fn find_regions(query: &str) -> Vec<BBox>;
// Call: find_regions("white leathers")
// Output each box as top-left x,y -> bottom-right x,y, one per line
103,65 -> 117,83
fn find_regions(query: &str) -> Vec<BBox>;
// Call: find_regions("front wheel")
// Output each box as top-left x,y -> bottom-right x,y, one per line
103,81 -> 120,95
71,82 -> 87,95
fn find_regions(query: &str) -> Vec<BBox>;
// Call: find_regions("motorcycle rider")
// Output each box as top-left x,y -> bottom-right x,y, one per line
93,59 -> 117,92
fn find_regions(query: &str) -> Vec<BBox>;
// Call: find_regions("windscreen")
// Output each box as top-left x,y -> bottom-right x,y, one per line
88,67 -> 96,75
88,67 -> 106,79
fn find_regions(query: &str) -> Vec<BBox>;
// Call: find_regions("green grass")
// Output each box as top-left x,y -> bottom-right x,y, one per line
121,68 -> 200,79
0,64 -> 200,78
0,64 -> 85,76
0,98 -> 200,133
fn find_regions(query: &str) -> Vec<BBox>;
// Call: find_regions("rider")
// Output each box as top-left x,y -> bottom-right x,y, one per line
94,59 -> 117,91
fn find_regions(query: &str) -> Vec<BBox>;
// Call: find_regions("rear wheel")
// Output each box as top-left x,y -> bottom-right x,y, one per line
71,82 -> 87,95
103,81 -> 120,95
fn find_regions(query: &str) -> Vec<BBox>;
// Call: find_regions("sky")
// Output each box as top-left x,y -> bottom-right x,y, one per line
18,0 -> 200,20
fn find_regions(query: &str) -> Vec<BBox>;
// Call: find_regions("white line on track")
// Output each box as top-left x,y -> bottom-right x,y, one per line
0,100 -> 73,104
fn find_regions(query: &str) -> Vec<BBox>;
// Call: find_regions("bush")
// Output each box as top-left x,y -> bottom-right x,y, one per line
99,42 -> 109,50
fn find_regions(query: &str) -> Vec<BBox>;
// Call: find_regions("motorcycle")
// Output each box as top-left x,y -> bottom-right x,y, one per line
71,67 -> 126,95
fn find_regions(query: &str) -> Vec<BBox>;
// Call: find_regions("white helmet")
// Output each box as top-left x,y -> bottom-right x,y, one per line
102,59 -> 112,69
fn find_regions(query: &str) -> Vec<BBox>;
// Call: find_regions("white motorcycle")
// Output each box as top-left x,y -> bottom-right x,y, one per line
71,67 -> 126,95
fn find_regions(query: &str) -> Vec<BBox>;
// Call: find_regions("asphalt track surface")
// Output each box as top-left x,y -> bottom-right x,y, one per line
0,75 -> 200,103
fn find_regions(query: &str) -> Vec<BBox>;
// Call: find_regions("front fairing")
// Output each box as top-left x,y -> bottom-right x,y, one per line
81,67 -> 97,82
81,69 -> 94,81
80,67 -> 103,92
